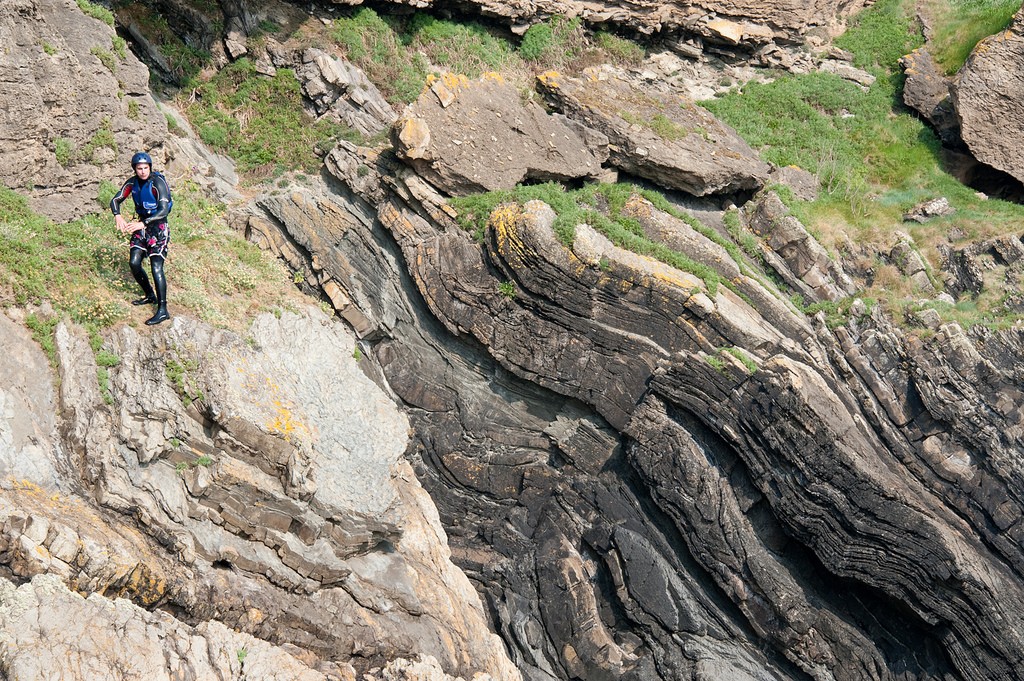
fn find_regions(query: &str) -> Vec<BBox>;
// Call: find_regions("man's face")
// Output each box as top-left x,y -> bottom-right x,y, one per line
134,163 -> 151,181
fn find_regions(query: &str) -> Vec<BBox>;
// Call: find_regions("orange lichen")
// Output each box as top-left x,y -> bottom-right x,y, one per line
537,71 -> 561,88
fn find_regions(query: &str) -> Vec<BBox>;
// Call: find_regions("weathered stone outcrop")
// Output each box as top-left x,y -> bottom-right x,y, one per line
0,0 -> 167,222
278,45 -> 397,137
538,68 -> 770,196
391,73 -> 608,195
0,305 -> 518,680
900,48 -> 962,147
235,138 -> 1024,681
744,191 -> 856,302
322,0 -> 867,46
952,7 -> 1024,184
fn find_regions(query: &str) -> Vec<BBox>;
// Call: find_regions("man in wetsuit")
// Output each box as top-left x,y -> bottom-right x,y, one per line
110,151 -> 171,325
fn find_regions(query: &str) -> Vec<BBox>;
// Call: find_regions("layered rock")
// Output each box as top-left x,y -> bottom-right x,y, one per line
952,7 -> 1024,184
0,0 -> 167,222
537,68 -> 770,196
391,73 -> 608,195
230,135 -> 1024,680
900,48 -> 961,147
0,306 -> 518,680
322,0 -> 867,46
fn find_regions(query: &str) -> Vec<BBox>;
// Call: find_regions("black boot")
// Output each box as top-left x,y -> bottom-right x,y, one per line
129,249 -> 156,305
145,256 -> 170,325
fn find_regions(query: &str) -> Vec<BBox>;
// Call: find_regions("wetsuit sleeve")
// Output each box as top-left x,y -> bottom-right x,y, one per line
143,173 -> 172,224
109,178 -> 133,216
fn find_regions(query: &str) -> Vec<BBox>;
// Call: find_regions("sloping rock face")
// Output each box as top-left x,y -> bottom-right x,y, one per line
900,47 -> 961,147
391,73 -> 608,195
0,0 -> 168,222
0,306 -> 518,680
322,0 -> 866,45
952,7 -> 1024,184
235,138 -> 1024,680
538,69 -> 770,196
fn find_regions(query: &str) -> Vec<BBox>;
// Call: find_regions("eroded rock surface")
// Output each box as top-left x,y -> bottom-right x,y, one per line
901,47 -> 961,147
226,137 -> 1024,680
0,0 -> 167,222
952,7 -> 1024,184
391,73 -> 608,195
1,306 -> 518,680
538,68 -> 770,196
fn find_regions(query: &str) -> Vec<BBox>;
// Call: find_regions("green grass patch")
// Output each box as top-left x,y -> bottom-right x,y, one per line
723,347 -> 758,374
77,0 -> 114,27
833,0 -> 924,70
1,178 -> 303,334
328,8 -> 521,105
594,31 -> 646,66
24,314 -> 59,366
519,16 -> 587,67
925,0 -> 1022,74
179,58 -> 359,179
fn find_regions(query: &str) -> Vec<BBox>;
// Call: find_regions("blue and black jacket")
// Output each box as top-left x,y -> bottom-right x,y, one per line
110,172 -> 172,225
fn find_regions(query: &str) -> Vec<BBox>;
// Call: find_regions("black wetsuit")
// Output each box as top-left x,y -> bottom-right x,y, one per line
110,172 -> 172,324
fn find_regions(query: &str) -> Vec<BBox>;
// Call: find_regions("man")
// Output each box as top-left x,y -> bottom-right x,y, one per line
110,151 -> 172,325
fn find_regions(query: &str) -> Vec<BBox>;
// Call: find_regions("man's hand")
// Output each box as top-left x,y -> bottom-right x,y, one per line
126,221 -> 145,234
114,214 -> 127,232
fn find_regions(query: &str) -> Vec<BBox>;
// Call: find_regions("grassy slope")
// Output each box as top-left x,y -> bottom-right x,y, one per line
6,0 -> 1022,345
703,0 -> 1024,330
0,179 -> 307,335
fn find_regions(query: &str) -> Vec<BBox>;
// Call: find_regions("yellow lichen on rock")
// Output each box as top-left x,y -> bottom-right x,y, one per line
537,71 -> 562,89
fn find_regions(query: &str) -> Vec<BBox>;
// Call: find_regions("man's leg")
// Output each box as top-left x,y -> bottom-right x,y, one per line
145,255 -> 170,325
129,248 -> 156,305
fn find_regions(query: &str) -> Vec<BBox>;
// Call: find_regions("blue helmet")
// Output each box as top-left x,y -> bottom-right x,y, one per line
131,151 -> 153,168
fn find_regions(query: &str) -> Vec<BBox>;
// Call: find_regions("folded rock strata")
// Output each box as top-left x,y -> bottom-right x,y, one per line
234,139 -> 1024,680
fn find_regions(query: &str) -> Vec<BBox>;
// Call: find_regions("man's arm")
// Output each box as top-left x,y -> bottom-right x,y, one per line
110,178 -> 133,232
110,177 -> 132,216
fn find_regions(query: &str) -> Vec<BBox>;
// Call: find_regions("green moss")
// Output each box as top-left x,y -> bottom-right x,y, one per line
595,31 -> 645,66
180,58 -> 359,179
76,0 -> 114,27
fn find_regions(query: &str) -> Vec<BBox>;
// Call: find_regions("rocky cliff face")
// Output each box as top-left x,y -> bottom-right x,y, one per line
951,6 -> 1024,186
238,112 -> 1024,678
0,0 -> 166,222
5,1 -> 1024,680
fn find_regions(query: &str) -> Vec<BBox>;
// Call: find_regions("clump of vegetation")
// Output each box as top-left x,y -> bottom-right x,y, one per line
594,31 -> 646,66
702,0 -> 1024,330
723,347 -> 758,374
498,281 -> 516,299
76,0 -> 114,27
179,58 -> 359,180
520,16 -> 588,67
328,8 -> 520,104
95,349 -> 120,405
113,3 -> 211,84
24,314 -> 59,367
165,355 -> 204,408
920,0 -> 1021,74
90,46 -> 117,73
